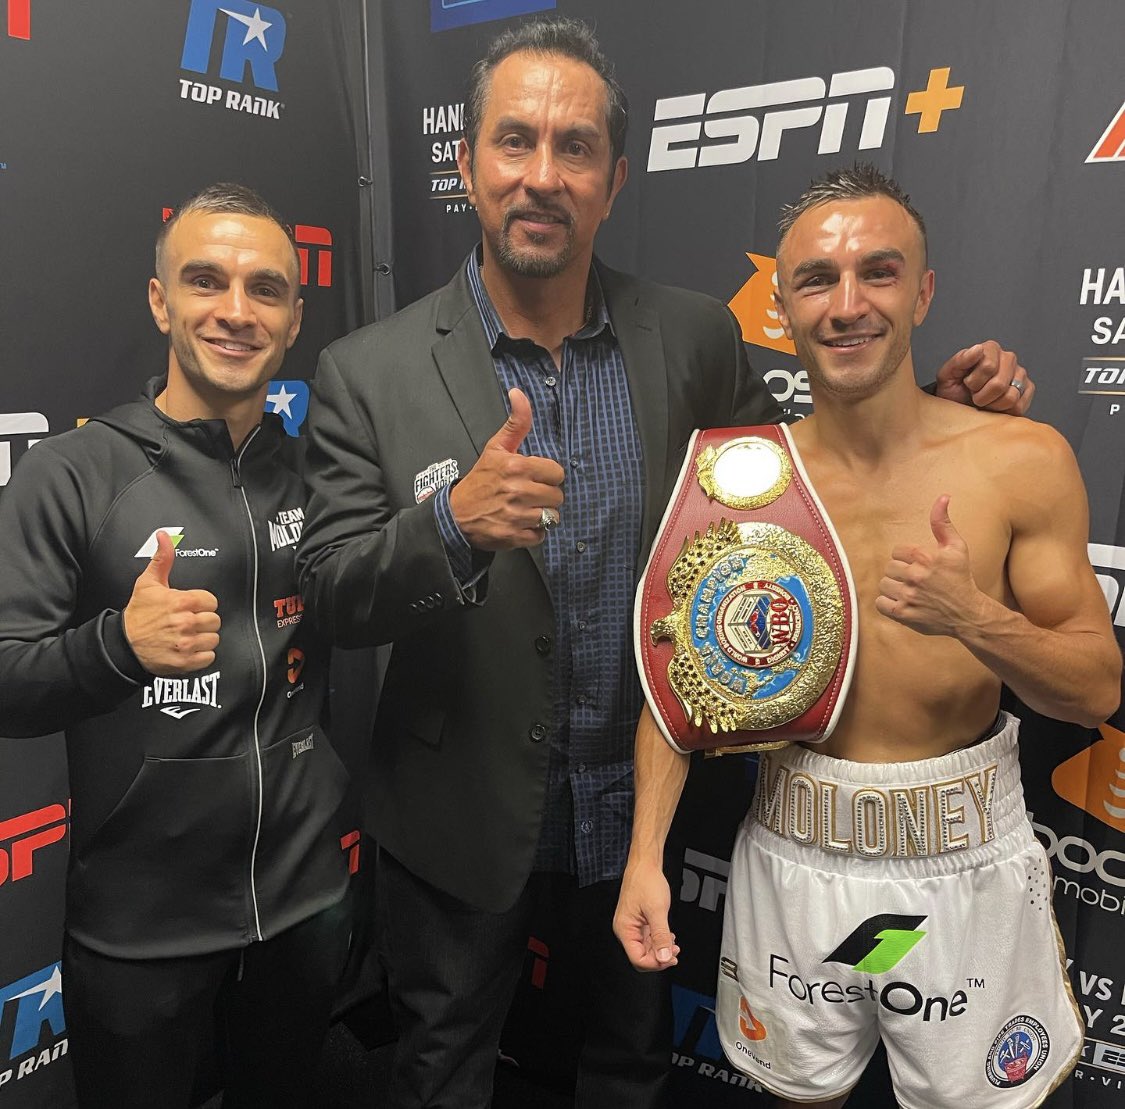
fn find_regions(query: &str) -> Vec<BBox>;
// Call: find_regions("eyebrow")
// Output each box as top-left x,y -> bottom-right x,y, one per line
789,248 -> 907,281
491,116 -> 603,144
179,260 -> 293,291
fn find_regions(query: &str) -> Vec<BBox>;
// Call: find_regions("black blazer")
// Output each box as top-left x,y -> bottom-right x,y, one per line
298,260 -> 781,911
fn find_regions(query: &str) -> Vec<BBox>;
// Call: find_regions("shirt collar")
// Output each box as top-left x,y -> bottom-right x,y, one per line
465,245 -> 615,355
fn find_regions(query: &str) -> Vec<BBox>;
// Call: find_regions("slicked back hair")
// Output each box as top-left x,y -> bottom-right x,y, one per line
462,16 -> 629,171
155,182 -> 299,288
778,163 -> 928,265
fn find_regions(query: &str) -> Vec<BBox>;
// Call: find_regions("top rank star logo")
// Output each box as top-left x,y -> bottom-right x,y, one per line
265,380 -> 309,437
221,5 -> 272,49
11,965 -> 62,1010
266,383 -> 297,419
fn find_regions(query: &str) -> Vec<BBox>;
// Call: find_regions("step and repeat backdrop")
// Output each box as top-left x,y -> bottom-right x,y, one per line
365,2 -> 1125,1106
0,3 -> 366,1106
2,1 -> 1123,1107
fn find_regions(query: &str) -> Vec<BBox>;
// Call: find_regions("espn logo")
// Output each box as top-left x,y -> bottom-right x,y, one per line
680,847 -> 729,911
0,803 -> 68,886
0,413 -> 47,487
1090,543 -> 1125,628
6,0 -> 29,39
648,67 -> 895,173
295,225 -> 333,287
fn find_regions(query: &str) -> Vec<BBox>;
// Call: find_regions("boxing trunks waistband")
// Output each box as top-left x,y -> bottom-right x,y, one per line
750,712 -> 1026,859
635,424 -> 857,755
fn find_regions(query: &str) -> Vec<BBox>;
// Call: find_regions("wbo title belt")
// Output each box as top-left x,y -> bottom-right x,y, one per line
634,425 -> 857,755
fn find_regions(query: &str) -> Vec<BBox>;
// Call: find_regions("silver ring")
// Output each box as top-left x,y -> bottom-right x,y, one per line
1010,378 -> 1025,396
538,507 -> 559,531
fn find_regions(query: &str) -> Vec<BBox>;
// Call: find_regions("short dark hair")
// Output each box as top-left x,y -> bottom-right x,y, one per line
778,163 -> 928,264
462,17 -> 629,168
155,182 -> 298,284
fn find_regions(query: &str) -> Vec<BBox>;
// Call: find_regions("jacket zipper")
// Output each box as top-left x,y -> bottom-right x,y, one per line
231,426 -> 267,942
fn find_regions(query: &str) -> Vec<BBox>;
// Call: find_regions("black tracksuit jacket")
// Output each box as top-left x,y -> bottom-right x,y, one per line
0,379 -> 351,958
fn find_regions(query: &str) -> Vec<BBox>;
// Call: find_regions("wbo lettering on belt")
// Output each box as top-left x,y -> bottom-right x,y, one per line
635,425 -> 857,755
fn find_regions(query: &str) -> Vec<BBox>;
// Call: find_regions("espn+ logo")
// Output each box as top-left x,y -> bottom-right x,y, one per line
769,913 -> 974,1023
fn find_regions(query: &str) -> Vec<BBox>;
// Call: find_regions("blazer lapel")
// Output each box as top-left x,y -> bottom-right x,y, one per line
600,264 -> 670,580
431,267 -> 551,589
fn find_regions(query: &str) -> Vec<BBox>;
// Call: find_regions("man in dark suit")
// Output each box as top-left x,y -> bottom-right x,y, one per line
297,17 -> 1032,1109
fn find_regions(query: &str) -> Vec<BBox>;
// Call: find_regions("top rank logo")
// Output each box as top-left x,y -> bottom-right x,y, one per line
179,0 -> 286,120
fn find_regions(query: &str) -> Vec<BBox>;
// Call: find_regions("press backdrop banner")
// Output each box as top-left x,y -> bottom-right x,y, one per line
364,2 -> 1125,1106
0,2 -> 365,1105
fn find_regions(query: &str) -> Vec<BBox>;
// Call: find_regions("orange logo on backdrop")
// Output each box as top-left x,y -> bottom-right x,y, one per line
738,996 -> 767,1041
728,254 -> 796,356
1052,723 -> 1125,834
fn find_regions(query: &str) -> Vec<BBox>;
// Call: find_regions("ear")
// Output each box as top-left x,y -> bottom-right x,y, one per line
456,139 -> 475,204
148,278 -> 171,335
772,290 -> 794,340
287,298 -> 304,349
913,269 -> 935,326
603,156 -> 629,218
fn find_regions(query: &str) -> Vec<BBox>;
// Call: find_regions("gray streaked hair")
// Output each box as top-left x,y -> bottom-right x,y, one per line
463,17 -> 629,169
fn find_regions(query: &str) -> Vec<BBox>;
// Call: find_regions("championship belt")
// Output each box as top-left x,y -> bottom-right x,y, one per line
635,424 -> 857,755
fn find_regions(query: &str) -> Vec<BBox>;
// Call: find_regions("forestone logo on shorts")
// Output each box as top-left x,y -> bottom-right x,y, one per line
767,912 -> 974,1024
985,1015 -> 1050,1088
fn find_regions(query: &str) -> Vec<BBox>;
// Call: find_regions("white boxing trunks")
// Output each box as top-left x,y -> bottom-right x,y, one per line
716,712 -> 1082,1109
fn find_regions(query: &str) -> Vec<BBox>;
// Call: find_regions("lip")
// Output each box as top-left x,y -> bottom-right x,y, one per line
510,211 -> 570,234
819,334 -> 881,352
203,337 -> 263,357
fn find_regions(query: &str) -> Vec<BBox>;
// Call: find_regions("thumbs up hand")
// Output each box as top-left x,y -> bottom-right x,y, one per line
449,389 -> 566,549
874,495 -> 981,636
123,531 -> 221,674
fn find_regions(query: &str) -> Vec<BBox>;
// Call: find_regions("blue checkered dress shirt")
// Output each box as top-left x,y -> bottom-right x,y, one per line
432,249 -> 646,884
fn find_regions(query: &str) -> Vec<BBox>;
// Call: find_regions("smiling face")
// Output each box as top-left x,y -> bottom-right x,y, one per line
457,50 -> 627,281
148,211 -> 303,413
774,195 -> 934,400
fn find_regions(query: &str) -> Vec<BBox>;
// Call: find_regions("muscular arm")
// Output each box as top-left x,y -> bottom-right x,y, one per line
879,425 -> 1121,726
613,705 -> 690,971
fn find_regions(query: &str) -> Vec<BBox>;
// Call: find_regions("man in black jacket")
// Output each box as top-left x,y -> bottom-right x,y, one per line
298,17 -> 1034,1109
0,184 -> 352,1108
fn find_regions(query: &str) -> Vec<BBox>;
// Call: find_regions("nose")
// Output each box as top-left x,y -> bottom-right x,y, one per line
827,273 -> 869,327
215,282 -> 254,329
525,142 -> 563,194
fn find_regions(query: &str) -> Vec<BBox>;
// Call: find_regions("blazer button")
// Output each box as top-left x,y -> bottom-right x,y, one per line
535,635 -> 552,656
529,723 -> 547,743
433,591 -> 443,604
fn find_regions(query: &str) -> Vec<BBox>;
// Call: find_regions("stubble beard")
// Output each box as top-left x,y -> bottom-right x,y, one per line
495,214 -> 576,279
797,329 -> 912,401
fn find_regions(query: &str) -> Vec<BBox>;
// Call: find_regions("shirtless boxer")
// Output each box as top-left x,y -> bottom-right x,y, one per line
614,165 -> 1121,1109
